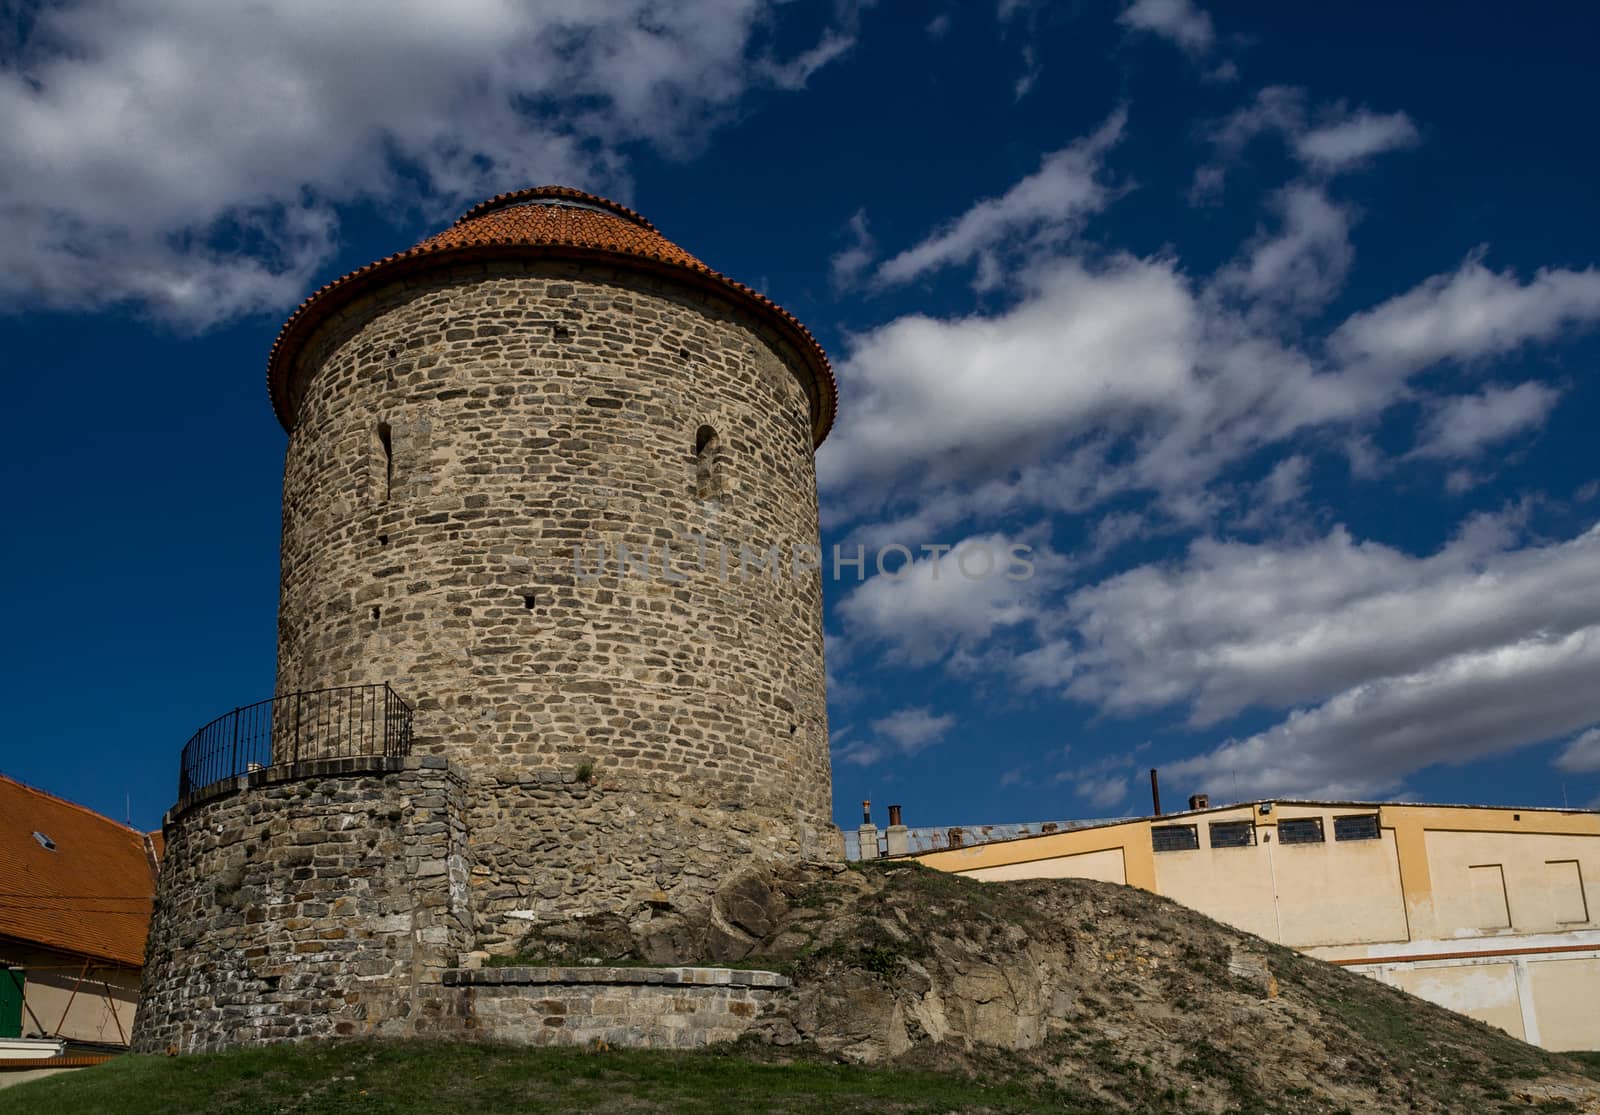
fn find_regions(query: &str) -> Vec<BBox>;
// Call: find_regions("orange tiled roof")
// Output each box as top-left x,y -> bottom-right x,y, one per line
0,775 -> 158,968
266,185 -> 837,444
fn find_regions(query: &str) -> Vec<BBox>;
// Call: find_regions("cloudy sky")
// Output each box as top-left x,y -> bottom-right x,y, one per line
4,0 -> 1599,830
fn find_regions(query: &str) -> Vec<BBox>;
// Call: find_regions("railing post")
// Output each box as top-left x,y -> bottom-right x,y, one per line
229,707 -> 242,781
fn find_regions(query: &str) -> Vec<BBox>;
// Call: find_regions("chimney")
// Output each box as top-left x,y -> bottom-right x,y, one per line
885,804 -> 909,856
857,798 -> 879,860
1188,793 -> 1210,811
1150,768 -> 1162,816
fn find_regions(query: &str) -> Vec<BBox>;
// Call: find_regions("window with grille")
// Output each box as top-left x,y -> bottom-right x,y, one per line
1209,820 -> 1256,848
1152,824 -> 1200,852
1333,814 -> 1381,842
1277,817 -> 1325,844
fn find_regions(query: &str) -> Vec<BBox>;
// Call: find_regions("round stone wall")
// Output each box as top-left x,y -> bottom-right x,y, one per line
132,757 -> 475,1053
273,260 -> 834,942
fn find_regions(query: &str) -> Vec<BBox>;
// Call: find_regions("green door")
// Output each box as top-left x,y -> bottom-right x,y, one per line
0,968 -> 23,1038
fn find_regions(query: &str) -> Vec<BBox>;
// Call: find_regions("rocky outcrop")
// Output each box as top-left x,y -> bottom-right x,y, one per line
509,862 -> 1600,1113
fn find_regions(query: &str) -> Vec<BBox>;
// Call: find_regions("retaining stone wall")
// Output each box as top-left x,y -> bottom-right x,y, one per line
132,758 -> 474,1053
445,966 -> 789,1048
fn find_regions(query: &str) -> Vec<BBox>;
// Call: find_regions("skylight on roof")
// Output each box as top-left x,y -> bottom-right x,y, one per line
32,831 -> 56,851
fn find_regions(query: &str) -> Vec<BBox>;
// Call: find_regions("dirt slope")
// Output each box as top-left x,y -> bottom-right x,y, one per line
524,860 -> 1600,1114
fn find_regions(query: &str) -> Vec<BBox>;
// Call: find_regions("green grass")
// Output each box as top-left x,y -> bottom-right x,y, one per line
9,1039 -> 1114,1115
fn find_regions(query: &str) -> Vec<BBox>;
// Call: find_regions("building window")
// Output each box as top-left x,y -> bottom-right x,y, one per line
1209,820 -> 1256,848
1333,813 -> 1381,842
1277,817 -> 1325,845
374,421 -> 394,503
694,424 -> 723,499
1152,824 -> 1200,852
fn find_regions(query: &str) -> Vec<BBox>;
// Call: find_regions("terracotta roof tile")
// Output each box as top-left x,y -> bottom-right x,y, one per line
266,186 -> 837,443
0,775 -> 158,968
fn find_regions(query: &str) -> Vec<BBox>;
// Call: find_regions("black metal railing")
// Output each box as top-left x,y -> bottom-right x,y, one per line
177,684 -> 414,798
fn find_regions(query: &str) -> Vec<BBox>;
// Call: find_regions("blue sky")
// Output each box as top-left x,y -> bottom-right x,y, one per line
4,0 -> 1600,833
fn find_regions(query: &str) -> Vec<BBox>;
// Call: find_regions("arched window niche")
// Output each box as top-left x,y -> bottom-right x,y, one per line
694,424 -> 724,500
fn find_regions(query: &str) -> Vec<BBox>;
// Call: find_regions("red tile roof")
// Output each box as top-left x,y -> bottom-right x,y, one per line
0,775 -> 158,968
266,185 -> 837,444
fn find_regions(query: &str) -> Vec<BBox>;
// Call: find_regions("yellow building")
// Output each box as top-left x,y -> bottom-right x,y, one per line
913,800 -> 1600,1052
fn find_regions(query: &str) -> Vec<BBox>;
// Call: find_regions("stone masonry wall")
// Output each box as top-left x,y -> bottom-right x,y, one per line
272,260 -> 835,937
132,758 -> 474,1053
446,966 -> 789,1048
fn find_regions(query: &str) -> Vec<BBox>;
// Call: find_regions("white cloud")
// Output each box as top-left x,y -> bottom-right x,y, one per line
1075,772 -> 1132,809
1118,0 -> 1216,56
1047,515 -> 1600,726
1170,627 -> 1600,799
834,534 -> 1052,665
1212,184 -> 1354,313
872,108 -> 1126,287
824,253 -> 1201,496
1051,753 -> 1136,810
1014,44 -> 1042,101
1192,88 -> 1416,202
1257,454 -> 1311,508
1294,110 -> 1419,171
830,208 -> 876,289
834,706 -> 956,766
1232,454 -> 1311,531
875,707 -> 956,752
1555,728 -> 1600,774
1411,382 -> 1560,460
1331,257 -> 1600,373
821,234 -> 1589,538
0,0 -> 852,326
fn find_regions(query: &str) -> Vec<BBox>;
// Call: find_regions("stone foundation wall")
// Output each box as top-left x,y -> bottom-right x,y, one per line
467,769 -> 839,949
132,757 -> 474,1053
446,966 -> 789,1048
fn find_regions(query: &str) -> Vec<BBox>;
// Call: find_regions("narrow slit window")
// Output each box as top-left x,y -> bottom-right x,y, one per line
375,422 -> 394,503
694,424 -> 722,499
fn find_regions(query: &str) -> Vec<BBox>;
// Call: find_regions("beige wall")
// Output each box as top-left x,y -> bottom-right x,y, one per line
3,943 -> 137,1046
966,846 -> 1127,884
913,801 -> 1600,1051
1145,805 -> 1411,949
1420,829 -> 1598,939
1526,957 -> 1600,1052
1385,962 -> 1526,1042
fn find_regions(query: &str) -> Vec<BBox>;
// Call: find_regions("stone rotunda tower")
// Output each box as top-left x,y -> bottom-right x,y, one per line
134,187 -> 839,1051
